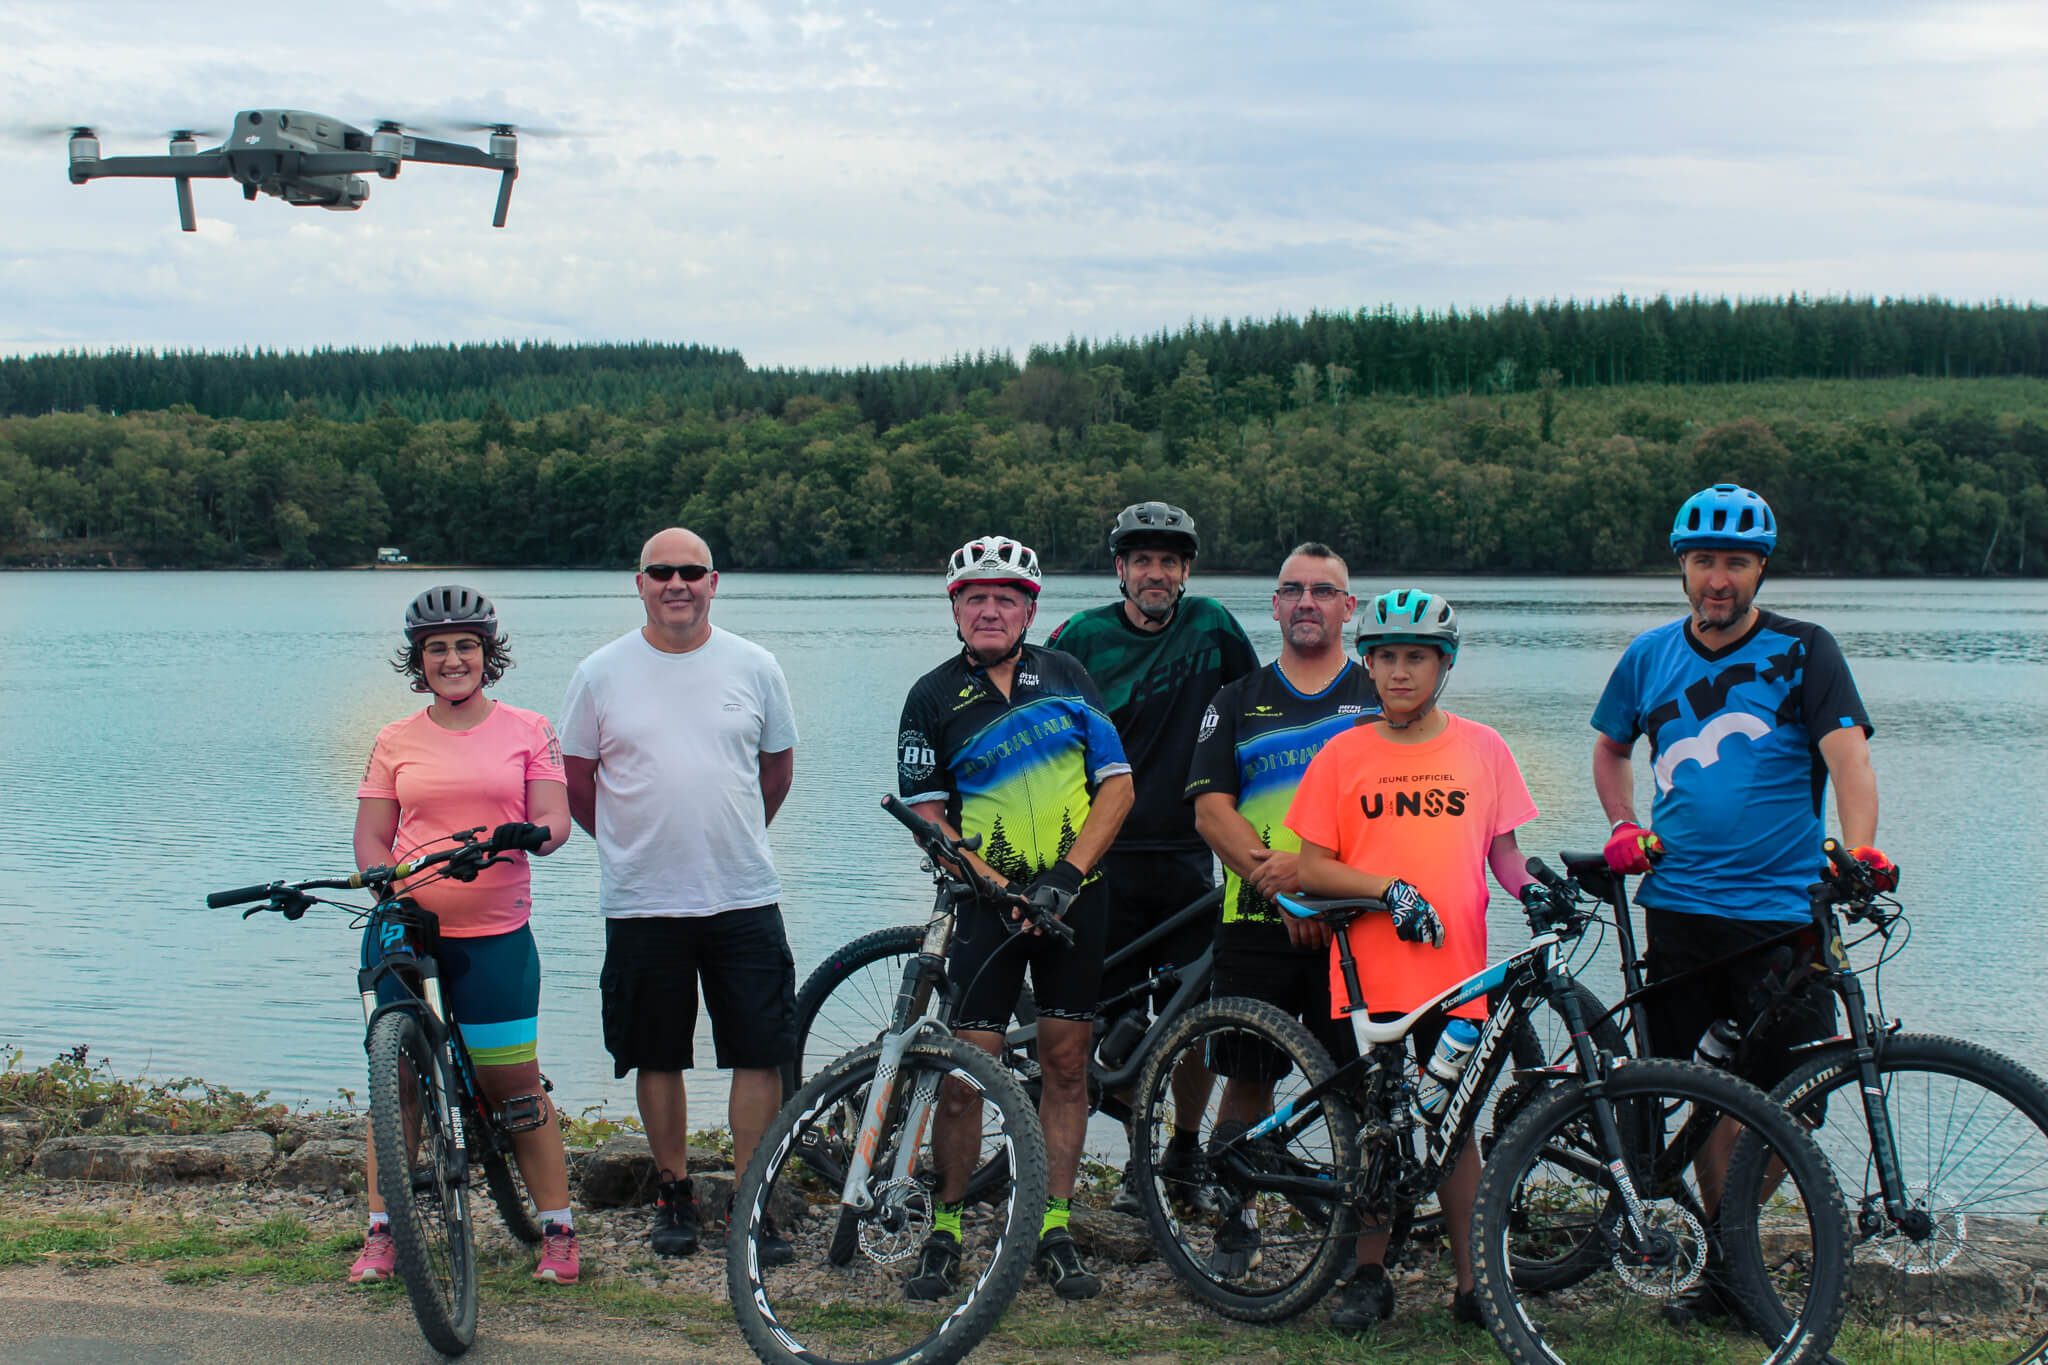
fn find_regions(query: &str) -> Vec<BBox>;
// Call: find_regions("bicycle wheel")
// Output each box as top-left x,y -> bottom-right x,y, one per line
367,1010 -> 478,1356
1750,1033 -> 2048,1364
1474,1057 -> 1848,1365
1481,980 -> 1632,1294
1129,997 -> 1360,1322
789,925 -> 923,1094
726,1035 -> 1048,1365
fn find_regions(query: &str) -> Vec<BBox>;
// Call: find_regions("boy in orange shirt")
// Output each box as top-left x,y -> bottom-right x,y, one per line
1285,589 -> 1540,1330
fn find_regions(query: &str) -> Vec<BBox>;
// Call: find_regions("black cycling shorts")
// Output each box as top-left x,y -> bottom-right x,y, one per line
949,879 -> 1110,1035
1640,907 -> 1838,1093
1209,921 -> 1357,1083
1098,847 -> 1218,1019
599,905 -> 797,1076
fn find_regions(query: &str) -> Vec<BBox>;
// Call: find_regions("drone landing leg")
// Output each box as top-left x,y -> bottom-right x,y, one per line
492,166 -> 516,228
176,178 -> 196,233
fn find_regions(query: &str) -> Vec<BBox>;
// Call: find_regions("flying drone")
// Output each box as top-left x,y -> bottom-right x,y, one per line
61,111 -> 528,231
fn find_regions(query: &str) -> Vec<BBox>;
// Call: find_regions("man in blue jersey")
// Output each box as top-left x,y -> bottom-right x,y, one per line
1590,482 -> 1895,1325
1184,542 -> 1377,1280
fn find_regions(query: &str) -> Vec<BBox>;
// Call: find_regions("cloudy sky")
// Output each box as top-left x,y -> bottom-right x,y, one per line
4,1 -> 2044,368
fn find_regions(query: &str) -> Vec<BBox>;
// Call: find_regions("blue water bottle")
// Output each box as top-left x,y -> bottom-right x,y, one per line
1416,1018 -> 1483,1123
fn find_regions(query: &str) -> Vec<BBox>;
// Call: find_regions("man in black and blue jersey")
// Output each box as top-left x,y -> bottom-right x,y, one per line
896,534 -> 1135,1302
1590,482 -> 1895,1325
1184,541 -> 1378,1279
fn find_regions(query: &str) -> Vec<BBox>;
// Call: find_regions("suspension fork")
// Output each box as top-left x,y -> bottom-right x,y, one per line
1826,966 -> 1928,1237
840,958 -> 951,1214
1552,972 -> 1660,1247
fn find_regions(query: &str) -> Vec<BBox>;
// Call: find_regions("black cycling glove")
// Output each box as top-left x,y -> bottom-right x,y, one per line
489,821 -> 550,853
1026,859 -> 1085,922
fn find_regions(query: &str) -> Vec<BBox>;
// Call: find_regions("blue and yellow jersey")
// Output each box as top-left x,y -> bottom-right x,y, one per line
898,645 -> 1131,885
1183,661 -> 1379,925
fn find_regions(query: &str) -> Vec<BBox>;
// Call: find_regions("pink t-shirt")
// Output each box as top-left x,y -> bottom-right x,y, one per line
357,701 -> 567,937
1285,713 -> 1537,1020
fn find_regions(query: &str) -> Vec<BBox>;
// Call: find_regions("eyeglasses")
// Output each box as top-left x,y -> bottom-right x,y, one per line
642,563 -> 713,582
1276,583 -> 1346,602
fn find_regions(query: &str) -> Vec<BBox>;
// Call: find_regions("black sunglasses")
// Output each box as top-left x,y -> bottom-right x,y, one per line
642,563 -> 713,582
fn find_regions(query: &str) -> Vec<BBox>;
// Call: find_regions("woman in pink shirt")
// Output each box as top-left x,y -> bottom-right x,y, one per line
348,586 -> 579,1287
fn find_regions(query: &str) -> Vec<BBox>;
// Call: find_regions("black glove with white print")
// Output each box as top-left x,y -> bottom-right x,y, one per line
1383,877 -> 1444,947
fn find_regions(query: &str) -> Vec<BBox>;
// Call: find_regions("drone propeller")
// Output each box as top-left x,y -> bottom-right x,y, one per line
430,119 -> 585,139
164,128 -> 224,143
7,123 -> 98,143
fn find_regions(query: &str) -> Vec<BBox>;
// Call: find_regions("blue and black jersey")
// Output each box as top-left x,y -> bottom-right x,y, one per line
1184,661 -> 1379,926
897,645 -> 1131,886
1592,609 -> 1873,924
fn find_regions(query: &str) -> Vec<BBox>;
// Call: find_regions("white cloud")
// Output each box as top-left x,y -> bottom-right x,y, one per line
0,0 -> 2041,369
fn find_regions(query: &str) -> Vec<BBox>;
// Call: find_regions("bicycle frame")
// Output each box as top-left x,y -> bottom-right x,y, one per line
1573,851 -> 1931,1242
1236,898 -> 1682,1258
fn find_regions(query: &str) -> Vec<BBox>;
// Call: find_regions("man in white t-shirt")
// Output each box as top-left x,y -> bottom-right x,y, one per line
560,527 -> 799,1264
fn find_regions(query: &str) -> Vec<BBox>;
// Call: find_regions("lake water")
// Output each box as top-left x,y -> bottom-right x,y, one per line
3,570 -> 2044,1142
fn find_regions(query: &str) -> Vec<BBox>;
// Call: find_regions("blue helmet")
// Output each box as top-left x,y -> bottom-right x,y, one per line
1670,484 -> 1777,555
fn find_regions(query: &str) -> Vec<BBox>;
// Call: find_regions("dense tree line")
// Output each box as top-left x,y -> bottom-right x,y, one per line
6,373 -> 2044,576
7,297 -> 2047,434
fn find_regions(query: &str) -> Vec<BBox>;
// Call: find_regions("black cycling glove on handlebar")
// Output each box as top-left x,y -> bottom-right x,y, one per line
1025,859 -> 1085,922
489,821 -> 550,853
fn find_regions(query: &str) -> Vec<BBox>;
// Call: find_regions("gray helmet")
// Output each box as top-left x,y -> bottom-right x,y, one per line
1109,501 -> 1199,558
404,584 -> 499,642
1356,588 -> 1459,665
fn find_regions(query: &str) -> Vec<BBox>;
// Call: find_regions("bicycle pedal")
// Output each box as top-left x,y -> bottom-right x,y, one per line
497,1093 -> 550,1133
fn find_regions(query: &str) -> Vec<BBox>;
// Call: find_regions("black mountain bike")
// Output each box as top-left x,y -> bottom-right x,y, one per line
207,825 -> 552,1358
796,882 -> 1619,1218
726,796 -> 1060,1365
1127,858 -> 1852,1365
1576,840 -> 2048,1364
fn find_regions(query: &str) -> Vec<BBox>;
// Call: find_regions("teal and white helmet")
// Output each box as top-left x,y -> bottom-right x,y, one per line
1356,588 -> 1460,665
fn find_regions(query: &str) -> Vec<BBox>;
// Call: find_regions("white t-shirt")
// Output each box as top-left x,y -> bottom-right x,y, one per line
558,626 -> 799,917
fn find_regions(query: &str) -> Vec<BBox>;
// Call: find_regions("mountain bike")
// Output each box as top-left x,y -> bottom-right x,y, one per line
207,825 -> 551,1357
1578,839 -> 2048,1364
725,795 -> 1056,1365
793,880 -> 1617,1213
1126,858 -> 1852,1365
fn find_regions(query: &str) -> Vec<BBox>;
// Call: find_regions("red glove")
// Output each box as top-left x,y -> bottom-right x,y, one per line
1849,846 -> 1899,892
1603,821 -> 1664,875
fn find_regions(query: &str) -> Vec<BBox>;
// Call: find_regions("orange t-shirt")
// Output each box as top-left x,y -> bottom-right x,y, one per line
1284,712 -> 1536,1020
357,701 -> 567,937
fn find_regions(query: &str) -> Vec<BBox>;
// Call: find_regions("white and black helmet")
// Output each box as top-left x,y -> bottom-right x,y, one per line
945,535 -> 1043,597
404,584 -> 500,642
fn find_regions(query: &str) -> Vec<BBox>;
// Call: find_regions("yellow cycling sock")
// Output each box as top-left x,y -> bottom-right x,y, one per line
1041,1196 -> 1072,1235
935,1200 -> 964,1241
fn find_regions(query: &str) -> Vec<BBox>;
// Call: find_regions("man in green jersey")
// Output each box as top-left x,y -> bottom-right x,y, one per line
1045,501 -> 1257,1210
1184,542 -> 1378,1276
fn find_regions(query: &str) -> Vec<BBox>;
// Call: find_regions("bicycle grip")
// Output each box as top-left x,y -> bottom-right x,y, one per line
1820,838 -> 1861,877
207,883 -> 275,909
1526,858 -> 1569,891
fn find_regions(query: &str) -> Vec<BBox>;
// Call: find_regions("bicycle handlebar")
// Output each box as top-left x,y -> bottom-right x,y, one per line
879,795 -> 1076,945
205,883 -> 276,909
206,826 -> 511,918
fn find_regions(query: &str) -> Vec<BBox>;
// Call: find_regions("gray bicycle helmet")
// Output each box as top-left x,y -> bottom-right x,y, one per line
404,584 -> 500,642
1109,501 -> 1199,558
1356,588 -> 1459,665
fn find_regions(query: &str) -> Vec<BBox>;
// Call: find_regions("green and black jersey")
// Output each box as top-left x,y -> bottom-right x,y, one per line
897,645 -> 1131,887
1184,661 -> 1380,926
1045,596 -> 1256,853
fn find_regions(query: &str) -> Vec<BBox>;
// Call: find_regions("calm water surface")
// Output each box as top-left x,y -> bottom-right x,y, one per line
3,570 -> 2044,1139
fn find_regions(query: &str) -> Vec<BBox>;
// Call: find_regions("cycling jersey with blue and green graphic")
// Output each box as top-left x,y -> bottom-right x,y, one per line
1183,662 -> 1380,925
898,645 -> 1131,886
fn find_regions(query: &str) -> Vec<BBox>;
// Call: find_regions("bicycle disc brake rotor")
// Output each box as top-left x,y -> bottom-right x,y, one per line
856,1177 -> 933,1263
1611,1201 -> 1708,1296
1868,1185 -> 1965,1273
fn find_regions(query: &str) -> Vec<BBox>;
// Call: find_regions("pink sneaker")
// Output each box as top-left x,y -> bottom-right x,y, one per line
534,1222 -> 580,1285
348,1226 -> 396,1284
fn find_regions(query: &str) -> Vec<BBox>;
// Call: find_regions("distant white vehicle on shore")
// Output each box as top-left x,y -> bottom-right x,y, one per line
375,547 -> 409,565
